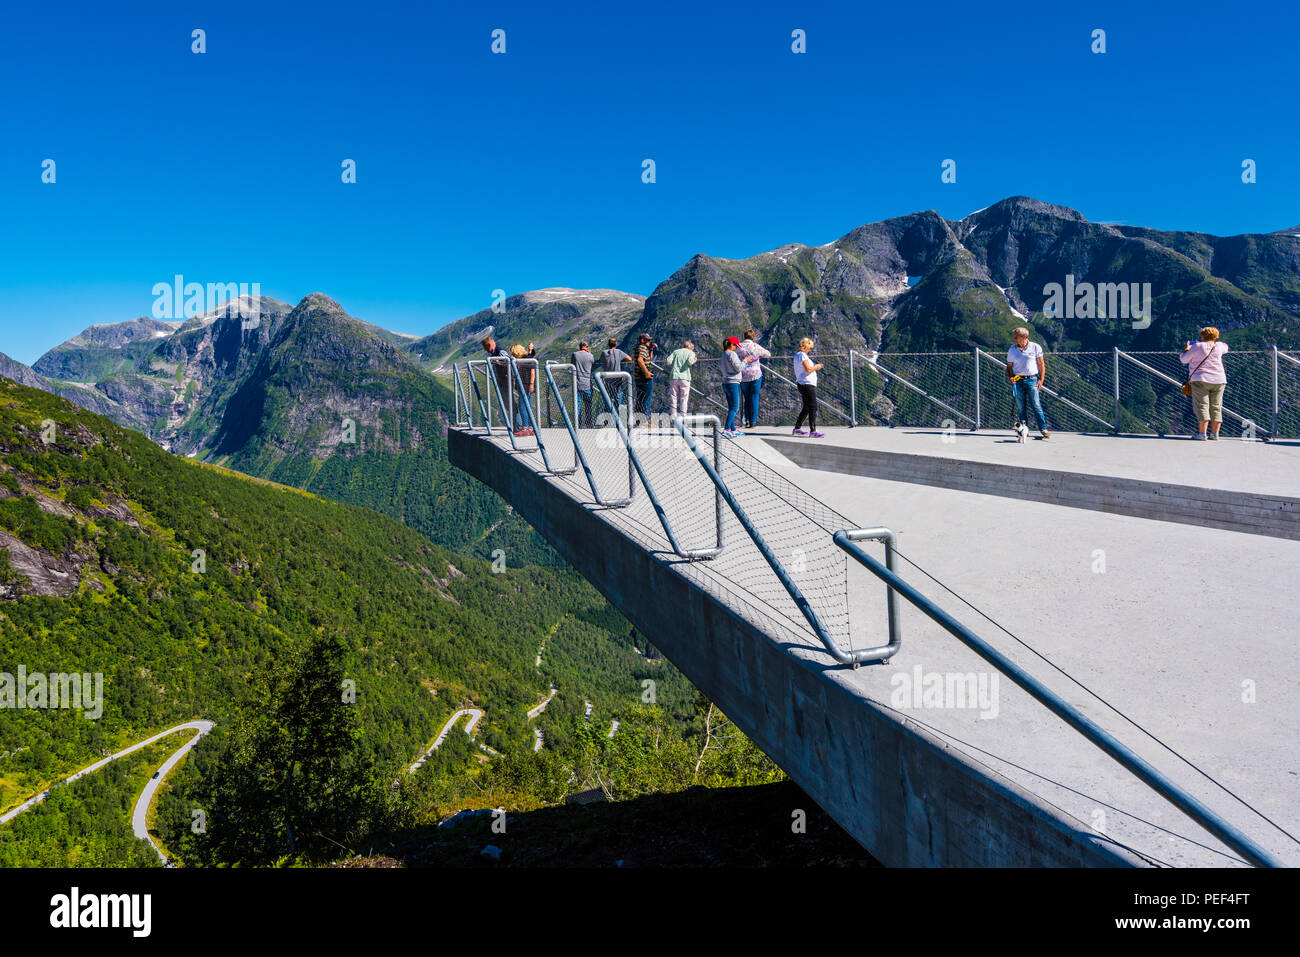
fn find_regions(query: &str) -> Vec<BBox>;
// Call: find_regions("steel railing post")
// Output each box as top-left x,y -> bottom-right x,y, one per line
849,350 -> 857,427
1273,345 -> 1280,438
973,346 -> 981,430
1112,346 -> 1121,432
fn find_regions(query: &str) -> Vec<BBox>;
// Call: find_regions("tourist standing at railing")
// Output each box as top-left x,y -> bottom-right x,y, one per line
571,341 -> 595,428
1181,327 -> 1229,440
633,333 -> 657,427
599,337 -> 632,421
737,329 -> 771,429
792,337 -> 824,437
481,335 -> 514,425
665,340 -> 697,421
509,342 -> 536,435
1006,327 -> 1050,439
721,337 -> 756,437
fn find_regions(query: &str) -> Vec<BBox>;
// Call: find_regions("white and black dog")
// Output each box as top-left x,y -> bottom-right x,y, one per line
1014,422 -> 1029,443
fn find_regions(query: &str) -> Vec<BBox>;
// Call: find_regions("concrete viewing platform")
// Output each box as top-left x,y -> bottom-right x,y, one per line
763,427 -> 1300,540
451,423 -> 1300,867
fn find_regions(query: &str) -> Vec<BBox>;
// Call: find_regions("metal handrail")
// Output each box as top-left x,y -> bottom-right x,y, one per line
454,373 -> 1286,865
977,348 -> 1115,432
594,374 -> 723,560
833,527 -> 1282,867
674,414 -> 897,665
480,357 -> 530,453
1118,349 -> 1274,437
543,361 -> 631,504
464,360 -> 493,433
452,363 -> 471,427
506,358 -> 576,476
679,412 -> 1280,863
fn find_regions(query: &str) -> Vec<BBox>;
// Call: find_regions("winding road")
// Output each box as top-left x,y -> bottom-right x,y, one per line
526,685 -> 557,720
408,708 -> 484,773
1,720 -> 215,865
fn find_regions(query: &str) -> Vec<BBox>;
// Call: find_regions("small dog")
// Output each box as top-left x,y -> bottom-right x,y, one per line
1014,422 -> 1029,443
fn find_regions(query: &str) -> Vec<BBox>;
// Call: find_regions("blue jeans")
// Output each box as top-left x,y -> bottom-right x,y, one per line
740,376 -> 762,426
514,392 -> 534,430
1013,376 -> 1047,431
602,383 -> 625,422
576,389 -> 594,428
724,382 -> 741,431
636,377 -> 655,421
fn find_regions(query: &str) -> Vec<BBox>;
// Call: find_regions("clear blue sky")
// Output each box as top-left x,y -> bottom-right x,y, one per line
1,0 -> 1296,364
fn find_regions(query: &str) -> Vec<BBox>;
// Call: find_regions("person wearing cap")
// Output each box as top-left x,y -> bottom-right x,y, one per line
633,332 -> 656,426
721,336 -> 756,436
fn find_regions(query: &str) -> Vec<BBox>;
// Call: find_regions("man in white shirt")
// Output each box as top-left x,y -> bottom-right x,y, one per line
1005,327 -> 1050,438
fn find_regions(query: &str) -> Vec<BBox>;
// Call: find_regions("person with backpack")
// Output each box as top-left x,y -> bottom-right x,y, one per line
736,329 -> 771,428
1180,327 -> 1229,440
599,337 -> 632,422
792,337 -> 824,437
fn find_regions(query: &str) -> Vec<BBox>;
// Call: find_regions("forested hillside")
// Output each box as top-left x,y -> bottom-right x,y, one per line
0,377 -> 782,866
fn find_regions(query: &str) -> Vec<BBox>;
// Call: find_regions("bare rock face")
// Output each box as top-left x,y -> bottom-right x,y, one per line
31,493 -> 78,519
0,530 -> 82,597
87,499 -> 141,528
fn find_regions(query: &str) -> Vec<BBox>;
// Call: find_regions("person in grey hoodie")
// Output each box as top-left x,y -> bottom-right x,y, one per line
721,336 -> 756,436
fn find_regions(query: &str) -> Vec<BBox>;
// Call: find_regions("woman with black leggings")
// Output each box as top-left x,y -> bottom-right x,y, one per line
792,337 -> 824,437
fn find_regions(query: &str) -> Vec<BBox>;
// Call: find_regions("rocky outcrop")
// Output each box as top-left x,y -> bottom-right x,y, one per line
0,529 -> 83,597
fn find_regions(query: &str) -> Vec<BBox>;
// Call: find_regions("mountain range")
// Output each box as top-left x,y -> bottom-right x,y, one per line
2,195 -> 1297,505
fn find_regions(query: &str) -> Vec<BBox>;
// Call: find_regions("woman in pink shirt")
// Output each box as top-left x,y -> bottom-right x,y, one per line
1179,327 -> 1229,440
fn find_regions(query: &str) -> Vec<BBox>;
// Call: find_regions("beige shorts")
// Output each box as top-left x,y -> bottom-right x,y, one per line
1190,381 -> 1225,422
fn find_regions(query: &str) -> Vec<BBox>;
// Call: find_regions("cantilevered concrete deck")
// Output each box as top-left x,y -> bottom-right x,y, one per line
451,424 -> 1300,867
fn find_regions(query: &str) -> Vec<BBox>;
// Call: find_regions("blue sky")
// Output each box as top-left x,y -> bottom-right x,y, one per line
1,0 -> 1296,364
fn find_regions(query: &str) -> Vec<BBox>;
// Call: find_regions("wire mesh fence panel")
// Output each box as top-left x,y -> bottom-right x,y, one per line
866,353 -> 978,428
976,353 -> 1020,431
540,371 -> 576,429
1221,352 -> 1280,438
1115,352 -> 1194,434
1122,351 -> 1273,437
1278,353 -> 1300,437
787,354 -> 854,427
521,348 -> 1300,438
1039,352 -> 1118,432
528,413 -> 861,653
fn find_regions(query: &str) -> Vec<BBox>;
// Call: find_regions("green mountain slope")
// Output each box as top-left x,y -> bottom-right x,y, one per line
0,377 -> 716,864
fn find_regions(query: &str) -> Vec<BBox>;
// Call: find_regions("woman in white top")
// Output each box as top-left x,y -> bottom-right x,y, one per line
792,338 -> 824,437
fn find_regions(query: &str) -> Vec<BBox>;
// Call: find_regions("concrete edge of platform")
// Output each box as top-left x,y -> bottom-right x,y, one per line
450,427 -> 1151,867
765,439 -> 1299,541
